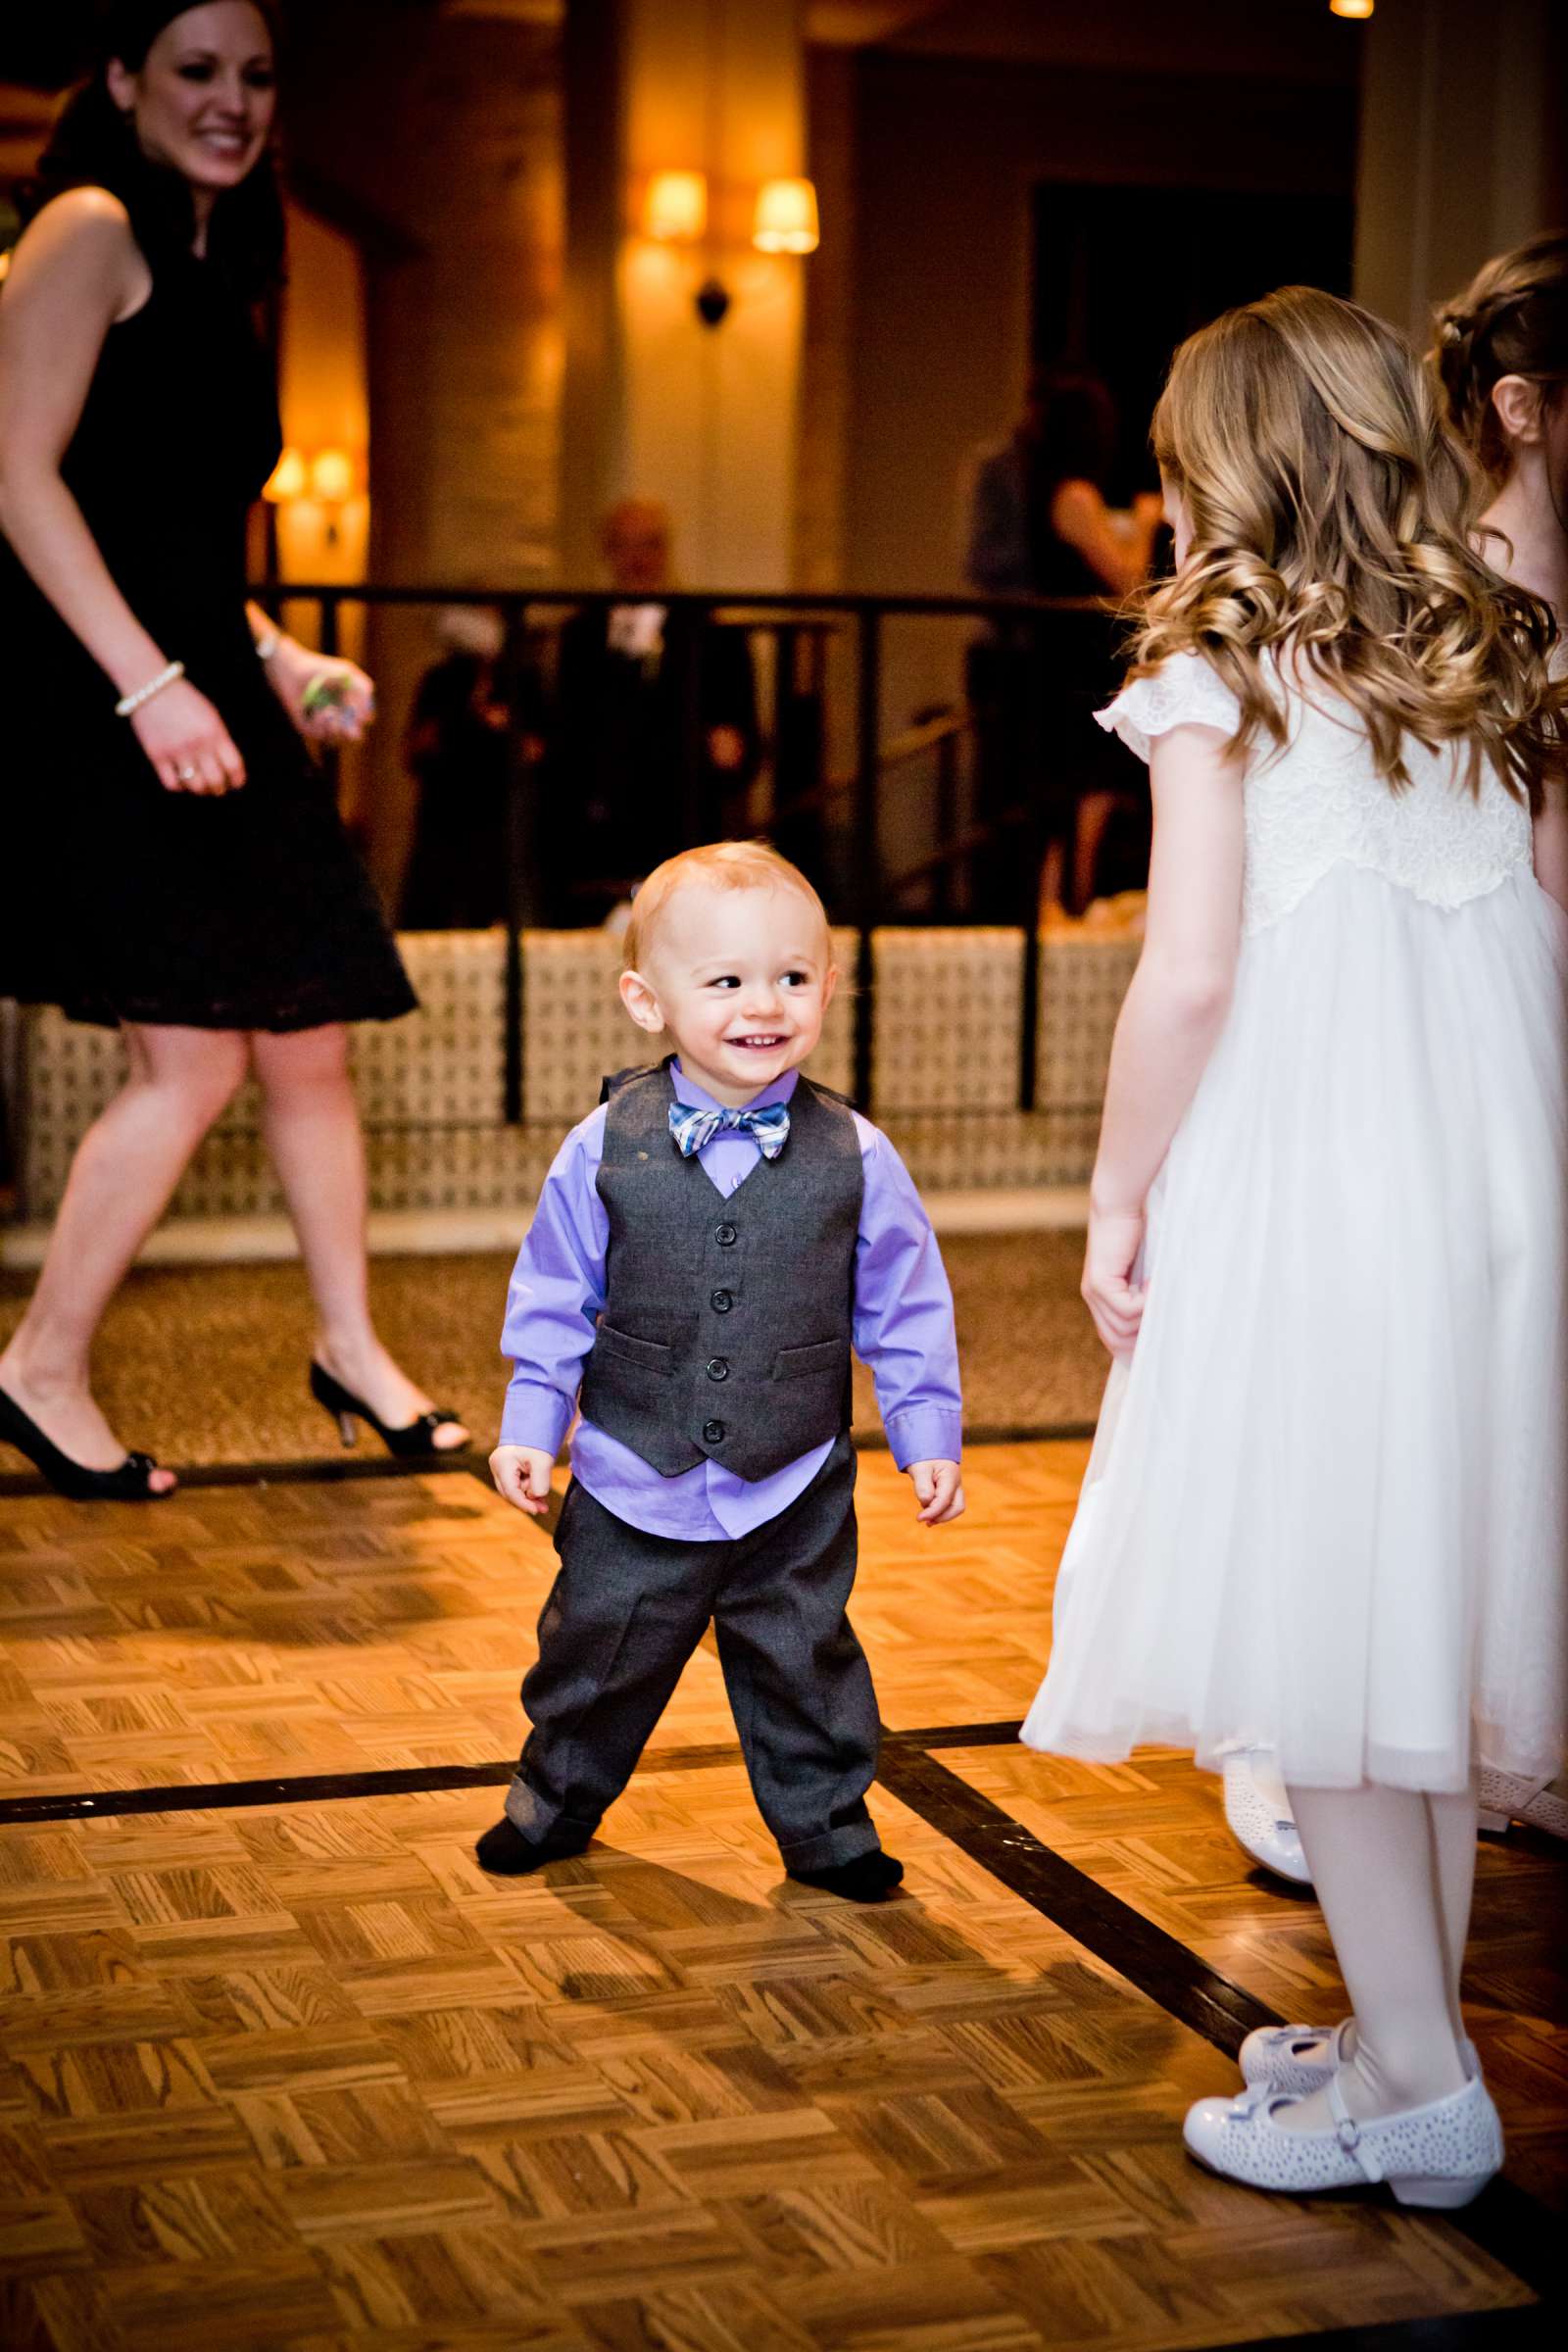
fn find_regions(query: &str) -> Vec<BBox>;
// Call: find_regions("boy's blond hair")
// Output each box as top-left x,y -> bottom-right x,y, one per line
623,842 -> 832,973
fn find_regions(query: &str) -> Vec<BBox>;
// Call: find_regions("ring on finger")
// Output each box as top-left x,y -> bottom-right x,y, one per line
176,763 -> 198,781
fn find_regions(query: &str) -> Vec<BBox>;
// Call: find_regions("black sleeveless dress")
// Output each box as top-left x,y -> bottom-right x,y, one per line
0,236 -> 416,1032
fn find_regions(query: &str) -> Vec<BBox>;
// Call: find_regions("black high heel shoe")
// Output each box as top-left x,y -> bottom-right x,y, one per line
309,1361 -> 470,1459
0,1383 -> 172,1502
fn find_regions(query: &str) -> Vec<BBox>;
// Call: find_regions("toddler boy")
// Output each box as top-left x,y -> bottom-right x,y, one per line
478,841 -> 962,1900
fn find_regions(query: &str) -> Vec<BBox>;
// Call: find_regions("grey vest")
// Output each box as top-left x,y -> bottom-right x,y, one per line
578,1063 -> 864,1482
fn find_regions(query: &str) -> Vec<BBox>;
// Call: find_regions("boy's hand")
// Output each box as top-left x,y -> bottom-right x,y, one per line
490,1445 -> 556,1515
908,1459 -> 964,1526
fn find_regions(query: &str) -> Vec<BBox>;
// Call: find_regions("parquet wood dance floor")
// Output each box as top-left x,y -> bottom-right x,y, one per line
0,1442 -> 1561,2350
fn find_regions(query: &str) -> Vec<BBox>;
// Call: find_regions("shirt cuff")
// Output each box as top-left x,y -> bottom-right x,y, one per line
882,1405 -> 963,1473
499,1380 -> 575,1456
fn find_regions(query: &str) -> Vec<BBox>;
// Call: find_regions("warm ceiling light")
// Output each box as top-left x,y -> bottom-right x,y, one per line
309,448 -> 357,505
642,169 -> 708,242
1329,1 -> 1373,18
753,176 -> 819,255
264,446 -> 308,502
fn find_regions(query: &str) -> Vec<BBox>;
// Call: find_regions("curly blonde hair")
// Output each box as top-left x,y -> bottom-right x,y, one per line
1131,285 -> 1564,801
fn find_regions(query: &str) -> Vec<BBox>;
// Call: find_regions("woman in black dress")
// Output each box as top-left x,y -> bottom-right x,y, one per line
0,0 -> 468,1496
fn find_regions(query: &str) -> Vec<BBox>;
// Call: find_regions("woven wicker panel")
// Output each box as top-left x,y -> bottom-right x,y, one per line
871,928 -> 1021,1115
14,927 -> 1136,1217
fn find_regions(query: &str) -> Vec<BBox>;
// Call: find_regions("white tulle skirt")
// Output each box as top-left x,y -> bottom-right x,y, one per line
1022,863 -> 1568,1791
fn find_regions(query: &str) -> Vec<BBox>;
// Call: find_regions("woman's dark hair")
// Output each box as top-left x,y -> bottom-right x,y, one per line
17,1 -> 284,297
1433,231 -> 1568,480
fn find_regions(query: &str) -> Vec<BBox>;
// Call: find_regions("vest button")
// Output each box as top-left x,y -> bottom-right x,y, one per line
715,1222 -> 737,1246
710,1289 -> 733,1313
706,1356 -> 730,1381
703,1418 -> 726,1444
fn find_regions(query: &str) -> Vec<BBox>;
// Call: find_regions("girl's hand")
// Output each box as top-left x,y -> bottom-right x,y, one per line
131,677 -> 246,794
490,1444 -> 555,1516
1082,1206 -> 1147,1356
266,636 -> 377,744
908,1459 -> 964,1526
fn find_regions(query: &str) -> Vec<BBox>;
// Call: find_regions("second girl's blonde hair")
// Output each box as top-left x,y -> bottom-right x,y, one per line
1133,285 -> 1564,801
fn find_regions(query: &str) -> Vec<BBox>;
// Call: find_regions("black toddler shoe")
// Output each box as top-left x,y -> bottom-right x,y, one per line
474,1818 -> 591,1875
787,1850 -> 905,1903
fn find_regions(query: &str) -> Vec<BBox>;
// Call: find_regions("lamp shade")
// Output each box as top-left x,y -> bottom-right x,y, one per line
1329,1 -> 1373,17
264,446 -> 308,502
643,169 -> 708,242
753,176 -> 819,255
309,448 -> 357,505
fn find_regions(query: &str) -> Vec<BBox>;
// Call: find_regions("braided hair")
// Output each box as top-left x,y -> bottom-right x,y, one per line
1433,232 -> 1568,486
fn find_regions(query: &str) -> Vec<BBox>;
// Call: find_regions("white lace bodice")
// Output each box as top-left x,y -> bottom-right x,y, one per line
1100,652 -> 1534,935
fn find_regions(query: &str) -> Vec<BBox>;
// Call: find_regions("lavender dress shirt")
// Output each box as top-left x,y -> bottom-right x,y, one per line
500,1062 -> 962,1540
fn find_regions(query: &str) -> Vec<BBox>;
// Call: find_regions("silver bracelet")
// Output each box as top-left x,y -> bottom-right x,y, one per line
115,660 -> 185,718
254,626 -> 281,664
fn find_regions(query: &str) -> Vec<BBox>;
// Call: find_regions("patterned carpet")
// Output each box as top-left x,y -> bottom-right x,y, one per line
0,1231 -> 1102,1471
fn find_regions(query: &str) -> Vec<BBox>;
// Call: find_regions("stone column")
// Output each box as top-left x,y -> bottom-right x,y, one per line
562,0 -> 808,588
1353,0 -> 1564,342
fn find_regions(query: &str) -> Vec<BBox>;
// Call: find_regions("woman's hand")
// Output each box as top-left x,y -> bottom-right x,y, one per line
1082,1205 -> 1147,1357
265,635 -> 377,744
132,678 -> 246,794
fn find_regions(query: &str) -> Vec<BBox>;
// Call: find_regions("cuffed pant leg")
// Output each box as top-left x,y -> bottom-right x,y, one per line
712,1436 -> 882,1873
505,1480 -> 725,1844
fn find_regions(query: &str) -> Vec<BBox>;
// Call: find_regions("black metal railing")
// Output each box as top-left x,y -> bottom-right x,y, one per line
258,584 -> 1126,1123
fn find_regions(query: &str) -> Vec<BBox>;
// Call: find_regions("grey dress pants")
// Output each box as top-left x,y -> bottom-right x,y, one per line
504,1434 -> 882,1871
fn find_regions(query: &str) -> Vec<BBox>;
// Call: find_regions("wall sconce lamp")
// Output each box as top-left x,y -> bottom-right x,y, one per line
264,444 -> 361,542
1328,1 -> 1373,18
638,169 -> 819,328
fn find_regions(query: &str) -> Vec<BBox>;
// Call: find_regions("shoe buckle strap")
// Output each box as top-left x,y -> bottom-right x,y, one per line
1327,2075 -> 1369,2167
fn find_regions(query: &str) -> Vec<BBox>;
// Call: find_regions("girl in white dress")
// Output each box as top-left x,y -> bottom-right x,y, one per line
1021,286 -> 1567,2207
1222,232 -> 1568,1881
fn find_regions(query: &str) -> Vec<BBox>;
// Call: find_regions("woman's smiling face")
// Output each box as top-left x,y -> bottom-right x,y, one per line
109,3 -> 276,200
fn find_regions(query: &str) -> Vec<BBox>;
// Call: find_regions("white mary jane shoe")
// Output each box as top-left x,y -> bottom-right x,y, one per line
1241,2021 -> 1480,2101
1184,2071 -> 1502,2209
1221,1748 -> 1312,1886
1240,2020 -> 1355,2099
1478,1767 -> 1568,1841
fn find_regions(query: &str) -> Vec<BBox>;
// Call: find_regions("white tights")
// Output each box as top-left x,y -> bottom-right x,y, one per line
1280,1778 -> 1477,2130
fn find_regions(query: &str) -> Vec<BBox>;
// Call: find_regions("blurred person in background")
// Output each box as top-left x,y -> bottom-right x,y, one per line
0,1 -> 469,1499
963,368 -> 1163,915
399,604 -> 528,930
543,497 -> 760,924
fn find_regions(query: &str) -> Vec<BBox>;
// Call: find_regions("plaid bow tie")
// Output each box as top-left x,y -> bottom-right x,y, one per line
668,1101 -> 792,1161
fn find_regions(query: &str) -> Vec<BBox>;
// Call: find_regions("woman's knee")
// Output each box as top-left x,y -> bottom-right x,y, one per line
124,1026 -> 250,1123
251,1022 -> 352,1101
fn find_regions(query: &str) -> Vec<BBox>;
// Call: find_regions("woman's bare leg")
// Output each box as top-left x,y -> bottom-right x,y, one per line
0,1022 -> 250,1487
251,1023 -> 468,1446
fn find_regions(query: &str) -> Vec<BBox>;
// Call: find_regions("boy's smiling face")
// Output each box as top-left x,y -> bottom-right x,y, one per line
619,882 -> 837,1107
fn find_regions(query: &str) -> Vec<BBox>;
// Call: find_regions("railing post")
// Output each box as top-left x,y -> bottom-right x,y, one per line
501,598 -> 533,1126
1016,612 -> 1048,1113
853,606 -> 881,1111
679,599 -> 709,850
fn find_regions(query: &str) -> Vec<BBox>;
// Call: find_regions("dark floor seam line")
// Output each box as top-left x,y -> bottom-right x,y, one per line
872,1745 -> 1557,2310
0,1723 -> 1015,1828
1199,2311 -> 1551,2352
0,1423 -> 1098,1501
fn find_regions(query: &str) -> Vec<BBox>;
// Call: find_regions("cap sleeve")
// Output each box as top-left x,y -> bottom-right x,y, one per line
1095,654 -> 1242,765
